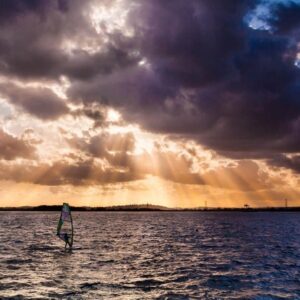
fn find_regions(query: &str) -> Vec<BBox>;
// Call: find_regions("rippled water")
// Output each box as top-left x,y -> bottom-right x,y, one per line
0,212 -> 299,299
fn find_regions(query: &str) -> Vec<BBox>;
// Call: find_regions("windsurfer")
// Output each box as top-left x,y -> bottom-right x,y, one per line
63,233 -> 72,249
57,232 -> 72,249
57,203 -> 73,250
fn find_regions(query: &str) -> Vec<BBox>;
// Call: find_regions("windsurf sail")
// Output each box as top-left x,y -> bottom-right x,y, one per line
57,203 -> 73,247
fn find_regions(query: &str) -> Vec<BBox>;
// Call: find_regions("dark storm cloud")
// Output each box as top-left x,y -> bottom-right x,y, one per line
0,0 -> 138,80
66,0 -> 300,163
0,0 -> 76,79
68,0 -> 253,107
64,44 -> 139,81
0,84 -> 69,120
268,1 -> 300,35
128,0 -> 252,87
127,0 -> 300,154
0,0 -> 53,22
268,154 -> 300,174
0,0 -> 300,175
0,129 -> 35,160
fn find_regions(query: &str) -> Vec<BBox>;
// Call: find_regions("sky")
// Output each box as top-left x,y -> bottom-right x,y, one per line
0,0 -> 300,208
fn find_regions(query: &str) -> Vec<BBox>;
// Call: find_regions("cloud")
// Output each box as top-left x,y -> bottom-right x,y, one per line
0,0 -> 56,24
67,131 -> 136,168
0,0 -> 138,80
0,0 -> 70,79
65,0 -> 300,160
0,129 -> 35,160
0,158 -> 143,186
128,0 -> 252,87
269,1 -> 300,35
0,83 -> 69,120
64,44 -> 139,81
0,0 -> 300,181
68,0 -> 253,110
131,150 -> 270,190
0,142 -> 271,190
268,154 -> 300,174
64,130 -> 271,190
71,104 -> 124,128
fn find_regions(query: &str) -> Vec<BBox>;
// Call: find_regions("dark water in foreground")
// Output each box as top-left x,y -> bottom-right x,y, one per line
0,212 -> 299,299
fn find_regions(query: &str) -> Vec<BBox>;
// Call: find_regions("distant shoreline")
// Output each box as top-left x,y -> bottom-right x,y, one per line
0,204 -> 299,212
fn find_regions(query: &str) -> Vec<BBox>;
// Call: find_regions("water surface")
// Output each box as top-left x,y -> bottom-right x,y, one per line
0,212 -> 299,299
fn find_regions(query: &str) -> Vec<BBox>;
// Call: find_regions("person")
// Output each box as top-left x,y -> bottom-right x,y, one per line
57,232 -> 72,250
63,233 -> 72,250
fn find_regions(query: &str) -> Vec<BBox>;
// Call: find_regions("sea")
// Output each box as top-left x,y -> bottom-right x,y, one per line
0,211 -> 299,299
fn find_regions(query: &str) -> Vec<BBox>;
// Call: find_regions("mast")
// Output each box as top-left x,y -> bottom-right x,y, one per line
70,205 -> 74,247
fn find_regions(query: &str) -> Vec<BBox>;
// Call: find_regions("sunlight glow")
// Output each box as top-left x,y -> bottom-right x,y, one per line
89,0 -> 134,37
107,109 -> 121,123
1,91 -> 300,208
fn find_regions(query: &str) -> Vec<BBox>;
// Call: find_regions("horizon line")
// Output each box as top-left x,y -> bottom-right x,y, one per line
0,203 -> 300,211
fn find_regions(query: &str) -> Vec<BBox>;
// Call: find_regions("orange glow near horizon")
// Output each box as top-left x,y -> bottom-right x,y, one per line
1,176 -> 300,208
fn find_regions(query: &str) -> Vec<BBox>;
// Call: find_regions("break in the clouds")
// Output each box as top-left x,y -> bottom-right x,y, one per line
0,0 -> 300,207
